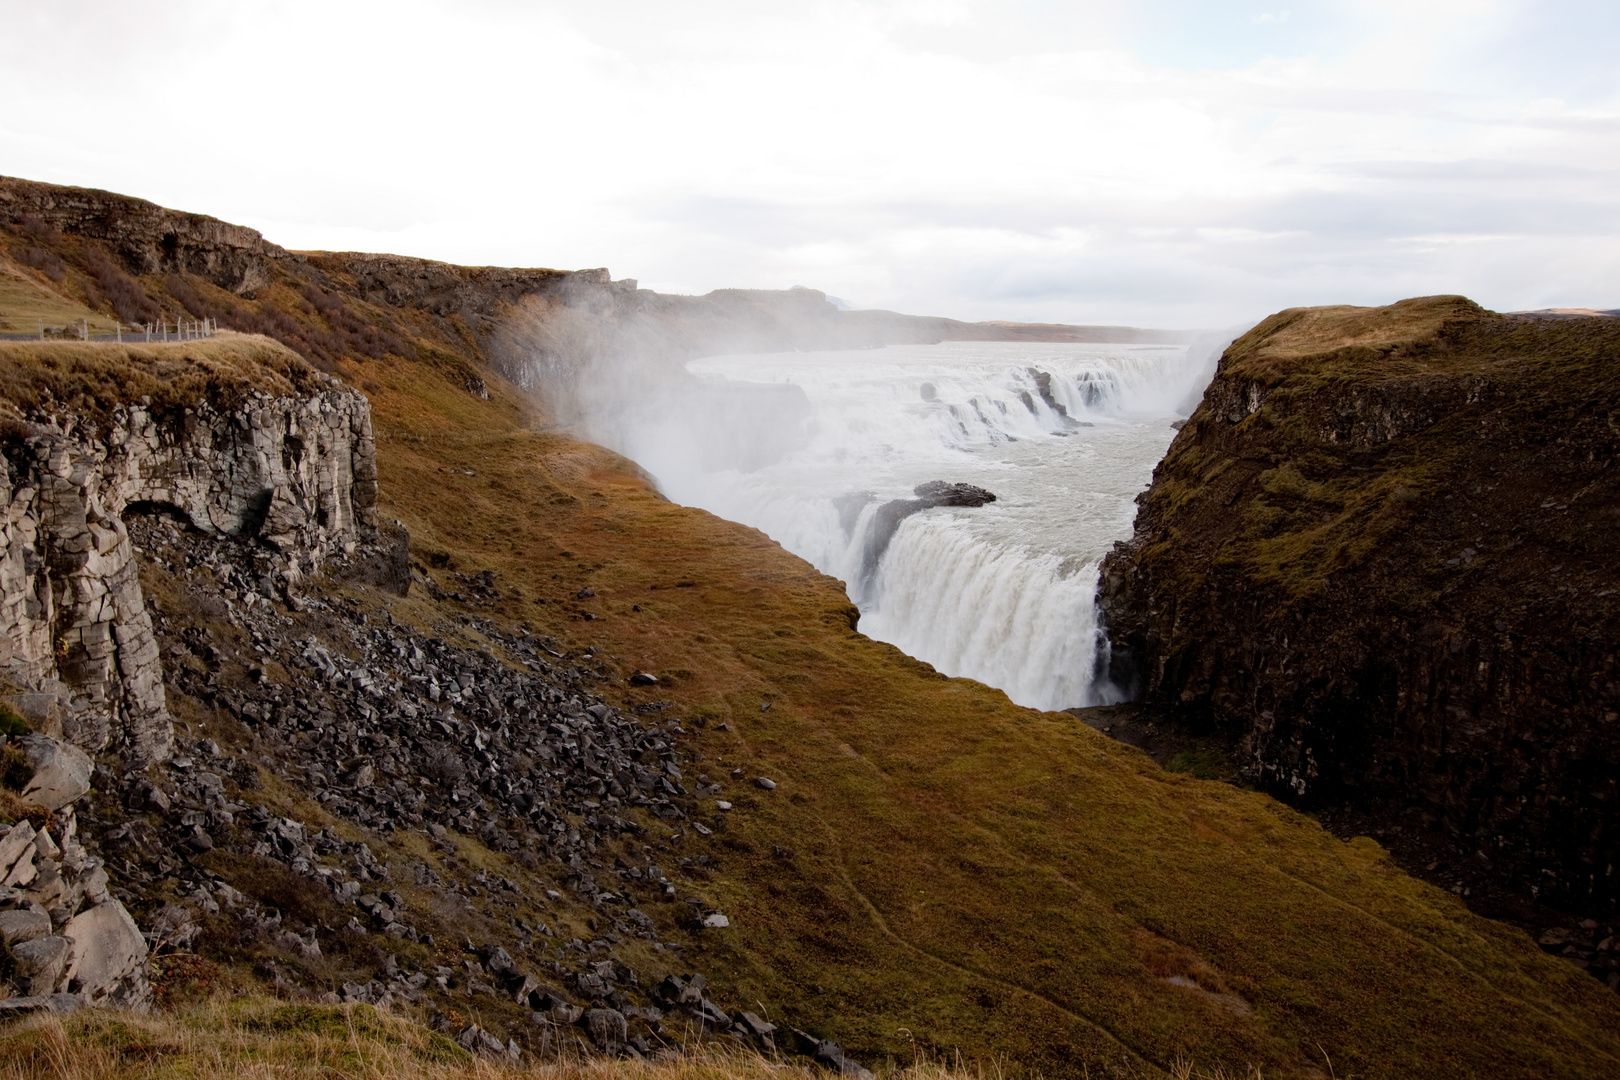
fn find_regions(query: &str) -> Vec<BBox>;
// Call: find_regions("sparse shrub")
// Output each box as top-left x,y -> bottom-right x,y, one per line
0,704 -> 28,739
296,283 -> 413,362
229,856 -> 339,929
163,273 -> 219,322
84,245 -> 160,324
15,214 -> 58,241
423,744 -> 466,783
300,284 -> 345,318
18,246 -> 64,281
0,742 -> 32,791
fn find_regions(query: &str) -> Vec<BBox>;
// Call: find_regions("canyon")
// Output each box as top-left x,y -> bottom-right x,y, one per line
0,177 -> 1617,1079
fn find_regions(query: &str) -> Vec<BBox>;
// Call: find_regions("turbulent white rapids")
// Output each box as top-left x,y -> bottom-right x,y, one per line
607,341 -> 1219,712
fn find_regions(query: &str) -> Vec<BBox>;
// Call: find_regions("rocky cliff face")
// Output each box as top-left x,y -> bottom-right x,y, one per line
1098,296 -> 1620,918
0,356 -> 377,766
0,175 -> 283,297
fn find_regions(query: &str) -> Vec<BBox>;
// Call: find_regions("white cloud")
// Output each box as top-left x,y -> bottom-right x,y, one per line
0,0 -> 1614,325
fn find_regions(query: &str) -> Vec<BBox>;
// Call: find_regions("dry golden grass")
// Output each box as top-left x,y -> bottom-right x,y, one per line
1221,295 -> 1488,370
0,332 -> 326,420
0,997 -> 1036,1080
0,260 -> 118,336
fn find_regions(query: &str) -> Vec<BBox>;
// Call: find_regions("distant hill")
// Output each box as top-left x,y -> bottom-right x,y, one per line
0,174 -> 1194,362
1510,307 -> 1620,319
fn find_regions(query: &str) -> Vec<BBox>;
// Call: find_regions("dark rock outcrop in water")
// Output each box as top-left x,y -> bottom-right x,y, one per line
858,482 -> 997,576
1097,295 -> 1620,920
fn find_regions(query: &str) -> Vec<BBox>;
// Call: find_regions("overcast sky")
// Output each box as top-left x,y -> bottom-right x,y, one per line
2,0 -> 1615,326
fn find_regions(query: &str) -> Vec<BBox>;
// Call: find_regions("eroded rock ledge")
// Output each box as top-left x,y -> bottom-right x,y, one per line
0,357 -> 376,765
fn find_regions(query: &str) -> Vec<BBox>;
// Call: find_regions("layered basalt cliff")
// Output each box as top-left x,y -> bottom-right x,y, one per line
0,175 -> 282,297
1098,296 -> 1620,917
0,341 -> 377,765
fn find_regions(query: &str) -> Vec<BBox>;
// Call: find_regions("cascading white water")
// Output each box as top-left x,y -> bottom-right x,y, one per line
604,340 -> 1220,712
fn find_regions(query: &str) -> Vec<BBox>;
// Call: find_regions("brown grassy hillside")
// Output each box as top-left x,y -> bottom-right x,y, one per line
346,324 -> 1620,1080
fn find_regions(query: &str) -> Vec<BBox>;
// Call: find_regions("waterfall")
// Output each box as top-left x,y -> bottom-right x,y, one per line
593,339 -> 1222,712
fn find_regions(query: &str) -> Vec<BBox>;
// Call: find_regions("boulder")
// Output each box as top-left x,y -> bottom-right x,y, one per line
19,735 -> 92,811
792,1030 -> 876,1080
735,1011 -> 778,1051
60,901 -> 148,1002
0,906 -> 51,946
0,994 -> 81,1016
584,1007 -> 628,1050
12,934 -> 70,994
0,822 -> 36,878
456,1024 -> 517,1062
480,944 -> 515,976
2,847 -> 35,888
2,688 -> 68,739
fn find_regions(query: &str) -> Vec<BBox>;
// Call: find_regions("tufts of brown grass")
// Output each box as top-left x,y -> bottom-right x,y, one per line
0,333 -> 328,423
0,996 -> 999,1080
0,258 -> 119,337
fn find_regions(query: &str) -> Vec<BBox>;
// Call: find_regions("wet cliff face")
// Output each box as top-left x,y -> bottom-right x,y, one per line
0,357 -> 377,766
1098,296 -> 1620,917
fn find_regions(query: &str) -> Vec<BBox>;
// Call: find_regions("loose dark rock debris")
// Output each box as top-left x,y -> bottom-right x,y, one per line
58,510 -> 865,1066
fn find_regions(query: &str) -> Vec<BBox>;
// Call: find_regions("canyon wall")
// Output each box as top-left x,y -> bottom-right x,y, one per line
1098,295 -> 1620,916
0,353 -> 377,765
